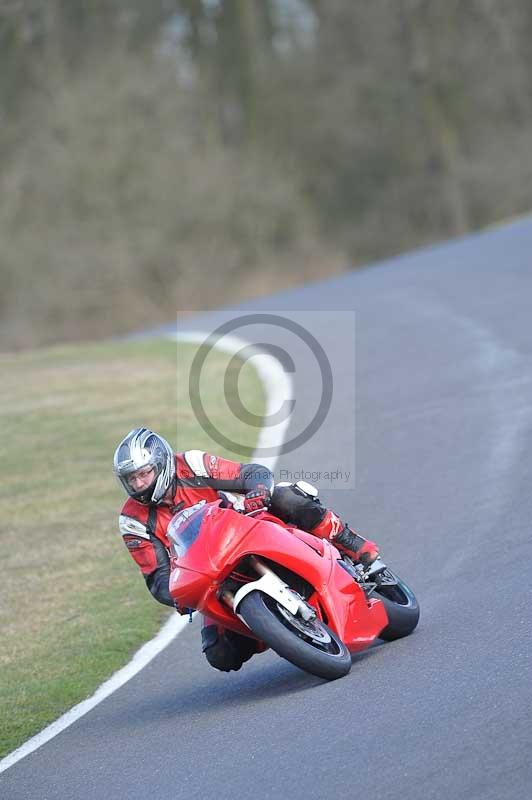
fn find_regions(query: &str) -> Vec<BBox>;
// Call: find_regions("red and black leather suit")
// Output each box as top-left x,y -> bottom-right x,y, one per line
119,450 -> 377,672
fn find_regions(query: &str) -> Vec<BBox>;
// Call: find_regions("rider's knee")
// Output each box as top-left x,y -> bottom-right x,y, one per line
270,482 -> 326,531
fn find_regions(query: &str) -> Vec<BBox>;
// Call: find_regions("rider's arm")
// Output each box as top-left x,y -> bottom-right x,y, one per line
144,537 -> 173,607
119,514 -> 174,607
181,450 -> 274,494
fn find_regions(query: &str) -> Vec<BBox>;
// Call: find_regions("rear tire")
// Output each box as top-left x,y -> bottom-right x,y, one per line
374,571 -> 420,641
238,591 -> 352,680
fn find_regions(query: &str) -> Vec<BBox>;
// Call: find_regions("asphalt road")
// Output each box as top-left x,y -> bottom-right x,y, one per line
3,218 -> 532,799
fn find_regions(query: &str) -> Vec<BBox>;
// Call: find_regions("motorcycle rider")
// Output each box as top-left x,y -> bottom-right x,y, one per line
114,427 -> 379,672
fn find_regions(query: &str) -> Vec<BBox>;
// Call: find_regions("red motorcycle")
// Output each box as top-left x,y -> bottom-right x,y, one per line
168,496 -> 419,680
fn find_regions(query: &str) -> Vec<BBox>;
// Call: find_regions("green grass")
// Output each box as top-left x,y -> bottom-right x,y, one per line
0,337 -> 264,757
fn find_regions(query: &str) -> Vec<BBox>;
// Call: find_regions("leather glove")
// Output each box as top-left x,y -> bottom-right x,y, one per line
243,484 -> 271,513
217,491 -> 235,509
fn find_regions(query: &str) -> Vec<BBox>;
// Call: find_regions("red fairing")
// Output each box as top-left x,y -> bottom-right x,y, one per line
168,501 -> 389,653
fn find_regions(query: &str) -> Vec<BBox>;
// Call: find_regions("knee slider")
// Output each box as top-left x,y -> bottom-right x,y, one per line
201,624 -> 219,653
202,626 -> 250,672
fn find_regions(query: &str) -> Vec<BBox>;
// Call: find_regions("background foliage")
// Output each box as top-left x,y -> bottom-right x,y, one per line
1,0 -> 531,349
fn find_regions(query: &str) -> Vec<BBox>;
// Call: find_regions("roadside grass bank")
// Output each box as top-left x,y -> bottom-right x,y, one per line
0,337 -> 264,758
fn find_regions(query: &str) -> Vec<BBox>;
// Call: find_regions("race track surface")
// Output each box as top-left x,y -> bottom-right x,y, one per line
3,218 -> 531,799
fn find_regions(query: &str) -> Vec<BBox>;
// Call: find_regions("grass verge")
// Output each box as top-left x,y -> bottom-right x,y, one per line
0,336 -> 264,758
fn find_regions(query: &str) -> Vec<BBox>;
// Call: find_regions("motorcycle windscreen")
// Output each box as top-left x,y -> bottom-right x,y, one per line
167,501 -> 208,557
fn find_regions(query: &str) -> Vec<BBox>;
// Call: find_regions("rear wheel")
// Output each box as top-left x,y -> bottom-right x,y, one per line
238,591 -> 352,680
374,570 -> 420,641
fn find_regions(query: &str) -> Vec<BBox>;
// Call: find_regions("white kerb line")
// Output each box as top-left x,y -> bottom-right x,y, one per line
0,331 -> 292,774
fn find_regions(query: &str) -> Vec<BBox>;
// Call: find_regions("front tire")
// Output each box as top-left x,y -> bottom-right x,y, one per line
238,591 -> 352,680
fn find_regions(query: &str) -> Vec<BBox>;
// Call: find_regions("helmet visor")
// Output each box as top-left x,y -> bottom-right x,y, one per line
124,465 -> 157,493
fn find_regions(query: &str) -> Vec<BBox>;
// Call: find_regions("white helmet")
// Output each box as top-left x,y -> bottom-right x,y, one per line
113,427 -> 175,504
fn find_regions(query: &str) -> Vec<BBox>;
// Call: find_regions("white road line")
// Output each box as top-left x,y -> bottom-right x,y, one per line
0,331 -> 291,774
174,330 -> 293,472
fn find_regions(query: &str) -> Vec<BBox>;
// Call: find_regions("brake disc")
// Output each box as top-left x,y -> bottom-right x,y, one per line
275,603 -> 332,644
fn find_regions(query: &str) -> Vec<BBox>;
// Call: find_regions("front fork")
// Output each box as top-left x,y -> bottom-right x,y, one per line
222,557 -> 317,622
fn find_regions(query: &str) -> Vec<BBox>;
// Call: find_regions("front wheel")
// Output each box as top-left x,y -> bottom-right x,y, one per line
238,591 -> 352,680
373,570 -> 420,641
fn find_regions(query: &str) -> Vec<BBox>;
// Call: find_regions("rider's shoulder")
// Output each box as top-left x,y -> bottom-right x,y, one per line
120,496 -> 149,520
177,449 -> 240,481
179,450 -> 211,478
